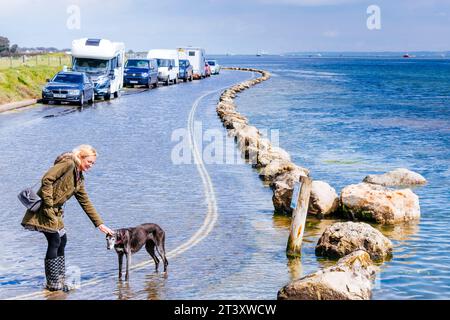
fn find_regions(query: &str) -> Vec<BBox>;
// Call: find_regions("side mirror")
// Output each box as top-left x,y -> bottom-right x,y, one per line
46,78 -> 50,82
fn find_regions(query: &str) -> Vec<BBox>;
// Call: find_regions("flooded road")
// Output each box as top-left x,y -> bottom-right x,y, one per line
3,56 -> 447,300
0,70 -> 307,300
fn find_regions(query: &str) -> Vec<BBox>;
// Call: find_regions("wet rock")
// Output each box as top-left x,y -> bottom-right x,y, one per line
271,176 -> 335,217
219,96 -> 234,104
363,168 -> 427,186
340,183 -> 420,224
255,146 -> 291,168
278,250 -> 376,300
271,165 -> 310,215
259,159 -> 296,182
315,221 -> 393,261
309,181 -> 339,217
234,125 -> 261,156
221,113 -> 248,129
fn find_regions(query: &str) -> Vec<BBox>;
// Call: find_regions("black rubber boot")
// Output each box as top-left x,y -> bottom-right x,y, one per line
44,257 -> 64,291
56,256 -> 75,292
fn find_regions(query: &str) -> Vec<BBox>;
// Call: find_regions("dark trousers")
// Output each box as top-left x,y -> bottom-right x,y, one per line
43,232 -> 67,259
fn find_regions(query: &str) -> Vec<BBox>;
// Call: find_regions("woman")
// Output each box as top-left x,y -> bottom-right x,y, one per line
21,144 -> 114,291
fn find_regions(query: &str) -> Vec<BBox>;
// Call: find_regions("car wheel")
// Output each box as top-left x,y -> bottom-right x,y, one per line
165,78 -> 170,86
104,92 -> 111,100
153,81 -> 158,88
114,90 -> 120,98
42,99 -> 48,104
88,92 -> 94,104
78,93 -> 84,107
174,77 -> 178,85
146,80 -> 151,89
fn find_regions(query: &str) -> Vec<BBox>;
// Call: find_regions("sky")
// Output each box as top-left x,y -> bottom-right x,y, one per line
0,0 -> 449,54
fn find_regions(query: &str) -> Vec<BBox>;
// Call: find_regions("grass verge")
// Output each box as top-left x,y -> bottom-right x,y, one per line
0,65 -> 63,105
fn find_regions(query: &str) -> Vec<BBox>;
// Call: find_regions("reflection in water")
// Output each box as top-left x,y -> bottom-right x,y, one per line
46,290 -> 68,301
271,214 -> 291,230
114,273 -> 168,300
287,257 -> 302,281
378,222 -> 420,242
116,281 -> 134,300
303,217 -> 337,242
143,273 -> 168,300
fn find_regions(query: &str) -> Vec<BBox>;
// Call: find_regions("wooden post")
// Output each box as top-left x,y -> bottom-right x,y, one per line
286,175 -> 312,258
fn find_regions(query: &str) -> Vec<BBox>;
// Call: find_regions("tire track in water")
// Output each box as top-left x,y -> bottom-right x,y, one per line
8,73 -> 254,300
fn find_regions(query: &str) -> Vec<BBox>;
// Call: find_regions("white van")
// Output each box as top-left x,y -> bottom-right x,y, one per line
71,38 -> 125,100
177,47 -> 206,79
147,49 -> 179,85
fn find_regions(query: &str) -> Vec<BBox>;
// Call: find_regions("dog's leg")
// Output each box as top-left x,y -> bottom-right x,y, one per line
155,242 -> 168,273
160,232 -> 169,273
118,253 -> 124,280
145,241 -> 159,272
125,252 -> 131,281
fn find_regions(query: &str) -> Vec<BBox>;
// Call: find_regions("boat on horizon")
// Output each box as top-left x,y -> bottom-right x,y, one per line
256,49 -> 268,56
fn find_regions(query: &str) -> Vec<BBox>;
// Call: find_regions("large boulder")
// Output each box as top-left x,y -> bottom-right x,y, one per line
340,183 -> 420,224
255,145 -> 291,169
272,178 -> 336,217
309,181 -> 339,217
363,168 -> 427,186
271,166 -> 309,214
259,159 -> 296,182
315,222 -> 393,261
278,250 -> 376,300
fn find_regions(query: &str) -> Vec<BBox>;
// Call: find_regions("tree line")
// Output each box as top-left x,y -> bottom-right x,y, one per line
0,36 -> 18,56
0,36 -> 68,57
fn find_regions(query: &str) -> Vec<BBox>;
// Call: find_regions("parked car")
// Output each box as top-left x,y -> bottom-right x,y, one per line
147,49 -> 179,85
178,59 -> 193,82
123,58 -> 158,88
42,71 -> 94,106
204,62 -> 211,77
207,60 -> 221,75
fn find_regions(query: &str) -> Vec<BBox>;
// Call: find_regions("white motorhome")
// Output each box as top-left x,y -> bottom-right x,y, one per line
147,49 -> 179,85
71,38 -> 125,100
177,47 -> 206,79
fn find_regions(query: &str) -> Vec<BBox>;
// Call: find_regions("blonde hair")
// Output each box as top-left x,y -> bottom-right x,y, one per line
72,144 -> 98,166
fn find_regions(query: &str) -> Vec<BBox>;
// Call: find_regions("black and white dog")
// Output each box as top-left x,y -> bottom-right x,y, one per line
106,223 -> 168,280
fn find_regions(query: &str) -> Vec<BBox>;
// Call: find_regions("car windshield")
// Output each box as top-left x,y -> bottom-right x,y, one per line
52,73 -> 83,84
126,60 -> 149,68
179,60 -> 186,66
73,58 -> 109,73
156,59 -> 171,67
207,61 -> 216,66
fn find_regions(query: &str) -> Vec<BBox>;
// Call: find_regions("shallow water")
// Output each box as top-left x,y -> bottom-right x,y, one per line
222,56 -> 450,299
0,56 -> 449,299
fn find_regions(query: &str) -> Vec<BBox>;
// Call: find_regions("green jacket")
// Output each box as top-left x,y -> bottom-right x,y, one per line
21,157 -> 104,232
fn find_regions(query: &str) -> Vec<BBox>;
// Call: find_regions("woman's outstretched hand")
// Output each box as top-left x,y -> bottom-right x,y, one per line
98,224 -> 114,235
